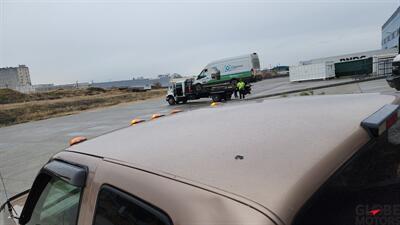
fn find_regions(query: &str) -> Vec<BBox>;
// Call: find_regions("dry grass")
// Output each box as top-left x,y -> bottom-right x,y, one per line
0,88 -> 166,127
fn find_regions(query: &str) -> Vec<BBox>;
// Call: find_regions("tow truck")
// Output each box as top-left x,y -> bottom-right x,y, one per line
166,68 -> 251,105
166,77 -> 234,105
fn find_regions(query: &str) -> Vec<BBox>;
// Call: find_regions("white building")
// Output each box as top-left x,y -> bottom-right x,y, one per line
382,6 -> 400,50
0,65 -> 33,92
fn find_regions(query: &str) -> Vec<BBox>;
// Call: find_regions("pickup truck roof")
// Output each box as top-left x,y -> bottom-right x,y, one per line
67,93 -> 398,224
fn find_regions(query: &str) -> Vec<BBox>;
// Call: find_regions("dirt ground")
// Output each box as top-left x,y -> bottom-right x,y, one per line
0,88 -> 166,127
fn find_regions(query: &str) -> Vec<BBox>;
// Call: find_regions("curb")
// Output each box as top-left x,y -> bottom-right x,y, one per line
247,76 -> 387,100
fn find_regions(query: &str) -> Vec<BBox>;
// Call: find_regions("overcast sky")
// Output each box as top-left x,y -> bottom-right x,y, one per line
0,0 -> 399,84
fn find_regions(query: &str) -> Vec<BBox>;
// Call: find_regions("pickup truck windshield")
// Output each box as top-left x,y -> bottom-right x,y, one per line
26,176 -> 82,225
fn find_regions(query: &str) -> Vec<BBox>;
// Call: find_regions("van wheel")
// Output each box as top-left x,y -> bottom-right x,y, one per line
195,84 -> 202,92
167,97 -> 176,105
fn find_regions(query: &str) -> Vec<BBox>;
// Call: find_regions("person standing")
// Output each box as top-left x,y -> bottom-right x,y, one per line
234,85 -> 238,98
237,80 -> 246,99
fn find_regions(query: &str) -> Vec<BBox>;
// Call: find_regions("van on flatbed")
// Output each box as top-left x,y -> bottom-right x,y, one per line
192,53 -> 260,92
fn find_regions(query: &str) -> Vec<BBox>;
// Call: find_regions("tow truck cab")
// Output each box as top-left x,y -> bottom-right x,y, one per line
166,78 -> 194,105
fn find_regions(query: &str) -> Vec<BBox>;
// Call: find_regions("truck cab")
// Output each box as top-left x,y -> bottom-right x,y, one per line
166,78 -> 192,105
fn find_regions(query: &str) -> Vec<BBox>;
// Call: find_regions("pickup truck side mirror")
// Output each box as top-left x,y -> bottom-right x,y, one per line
0,190 -> 30,225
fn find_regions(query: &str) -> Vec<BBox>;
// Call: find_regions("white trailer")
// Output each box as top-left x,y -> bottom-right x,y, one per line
289,63 -> 335,82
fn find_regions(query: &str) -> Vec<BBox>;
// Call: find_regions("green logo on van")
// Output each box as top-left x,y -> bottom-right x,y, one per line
225,64 -> 243,72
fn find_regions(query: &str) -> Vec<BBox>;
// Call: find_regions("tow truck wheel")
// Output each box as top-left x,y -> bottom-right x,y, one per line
168,97 -> 176,105
211,94 -> 222,102
225,93 -> 232,101
195,84 -> 202,92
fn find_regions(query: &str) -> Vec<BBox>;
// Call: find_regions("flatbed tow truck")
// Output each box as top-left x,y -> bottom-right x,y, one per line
166,53 -> 258,105
166,77 -> 245,105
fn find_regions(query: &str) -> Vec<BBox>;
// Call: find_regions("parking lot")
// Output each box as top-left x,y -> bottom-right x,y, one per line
0,76 -> 395,205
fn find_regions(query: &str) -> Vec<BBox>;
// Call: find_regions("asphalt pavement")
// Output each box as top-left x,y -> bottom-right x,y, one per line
0,97 -> 209,202
0,76 -> 396,206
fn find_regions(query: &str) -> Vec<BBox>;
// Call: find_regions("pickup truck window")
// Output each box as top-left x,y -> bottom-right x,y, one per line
26,176 -> 82,225
93,185 -> 172,225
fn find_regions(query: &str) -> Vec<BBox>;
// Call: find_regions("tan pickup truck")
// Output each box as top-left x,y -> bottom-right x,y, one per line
1,93 -> 400,225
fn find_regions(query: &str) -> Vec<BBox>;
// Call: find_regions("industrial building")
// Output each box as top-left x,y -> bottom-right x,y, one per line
299,48 -> 397,65
290,6 -> 400,82
382,6 -> 400,49
291,48 -> 396,82
92,79 -> 152,90
0,65 -> 33,92
295,48 -> 397,79
32,74 -> 173,92
91,74 -> 171,90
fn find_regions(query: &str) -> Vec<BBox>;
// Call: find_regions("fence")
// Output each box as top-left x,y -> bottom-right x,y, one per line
376,55 -> 395,77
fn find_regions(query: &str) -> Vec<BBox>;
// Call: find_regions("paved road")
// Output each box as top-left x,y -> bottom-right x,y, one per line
0,97 -> 210,202
0,76 -> 395,206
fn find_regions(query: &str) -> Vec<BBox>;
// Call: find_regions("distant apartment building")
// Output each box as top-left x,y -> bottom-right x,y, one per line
0,65 -> 32,89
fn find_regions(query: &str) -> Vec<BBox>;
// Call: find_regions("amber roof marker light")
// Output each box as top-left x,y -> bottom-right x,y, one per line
170,109 -> 183,114
151,114 -> 165,120
69,136 -> 87,146
130,118 -> 145,126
